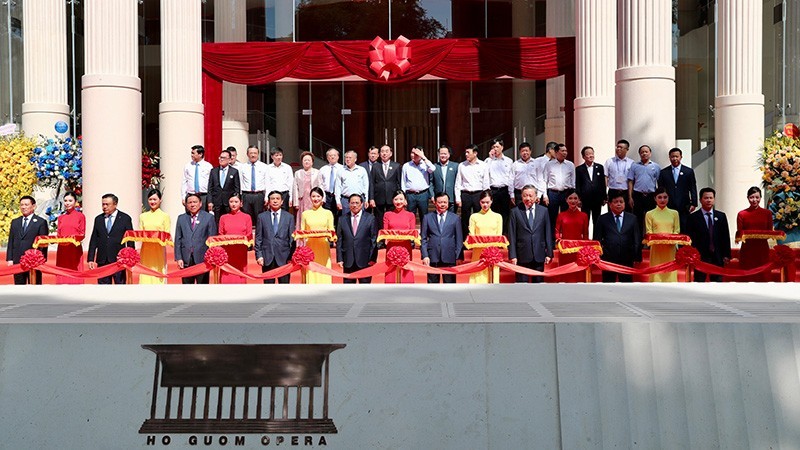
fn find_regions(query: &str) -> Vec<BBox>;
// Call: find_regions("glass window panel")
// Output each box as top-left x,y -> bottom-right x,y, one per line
297,1 -> 389,41
391,1 -> 449,39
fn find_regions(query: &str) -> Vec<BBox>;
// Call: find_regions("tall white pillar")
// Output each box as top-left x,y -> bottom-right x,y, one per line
615,0 -> 675,165
574,0 -> 616,164
21,0 -> 70,137
215,0 -> 250,154
676,64 -> 700,153
274,0 -> 298,161
159,0 -> 203,221
715,0 -> 764,222
545,0 -> 574,145
512,0 -> 536,153
81,0 -> 142,227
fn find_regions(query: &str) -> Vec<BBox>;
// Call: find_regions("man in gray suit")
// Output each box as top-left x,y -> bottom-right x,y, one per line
421,192 -> 463,283
337,194 -> 378,284
429,145 -> 459,213
508,185 -> 553,283
174,193 -> 217,284
256,191 -> 295,284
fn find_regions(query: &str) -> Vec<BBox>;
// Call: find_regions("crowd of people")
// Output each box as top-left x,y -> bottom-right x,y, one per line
4,139 -> 779,285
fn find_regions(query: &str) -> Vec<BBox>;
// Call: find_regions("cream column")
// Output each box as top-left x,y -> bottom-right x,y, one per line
511,0 -> 536,153
676,64 -> 700,153
615,0 -> 675,165
574,0 -> 616,164
21,0 -> 70,137
81,0 -> 142,227
215,0 -> 249,157
545,0 -> 574,145
159,0 -> 203,220
715,0 -> 764,222
275,0 -> 299,161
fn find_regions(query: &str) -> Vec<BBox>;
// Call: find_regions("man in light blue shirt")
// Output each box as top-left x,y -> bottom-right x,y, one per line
335,150 -> 369,211
627,144 -> 661,233
402,145 -> 435,222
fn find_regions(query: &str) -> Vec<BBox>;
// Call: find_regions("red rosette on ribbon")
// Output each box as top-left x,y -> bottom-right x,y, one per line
20,249 -> 46,271
576,246 -> 602,266
480,247 -> 504,266
784,123 -> 799,138
292,246 -> 315,267
675,246 -> 701,266
116,247 -> 141,269
772,245 -> 796,268
368,35 -> 411,81
204,246 -> 229,267
386,246 -> 411,268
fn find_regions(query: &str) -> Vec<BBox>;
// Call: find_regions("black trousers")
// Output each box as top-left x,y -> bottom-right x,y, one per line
515,260 -> 544,283
490,186 -> 511,234
581,198 -> 603,228
242,191 -> 265,228
98,262 -> 126,284
460,191 -> 482,238
324,191 -> 340,228
343,264 -> 371,284
602,265 -> 633,283
278,191 -> 290,211
14,270 -> 42,285
632,191 -> 655,234
182,255 -> 209,284
262,260 -> 290,284
427,261 -> 456,284
547,189 -> 568,234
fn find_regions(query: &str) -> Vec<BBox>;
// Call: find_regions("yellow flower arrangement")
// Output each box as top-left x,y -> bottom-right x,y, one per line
761,124 -> 800,230
0,134 -> 37,245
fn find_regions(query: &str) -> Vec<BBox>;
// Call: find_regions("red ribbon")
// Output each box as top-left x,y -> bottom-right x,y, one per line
369,35 -> 411,81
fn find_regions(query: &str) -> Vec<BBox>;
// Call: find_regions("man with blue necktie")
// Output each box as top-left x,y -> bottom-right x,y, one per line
508,185 -> 553,283
255,191 -> 295,284
6,196 -> 49,285
181,145 -> 212,210
594,191 -> 642,282
421,192 -> 463,283
658,147 -> 697,231
208,149 -> 241,225
87,193 -> 134,284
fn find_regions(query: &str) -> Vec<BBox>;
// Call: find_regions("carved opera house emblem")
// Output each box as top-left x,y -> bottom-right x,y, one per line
139,344 -> 346,434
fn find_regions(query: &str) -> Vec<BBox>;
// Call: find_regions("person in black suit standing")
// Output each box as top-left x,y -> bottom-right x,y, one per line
658,147 -> 697,231
429,145 -> 459,213
686,187 -> 731,282
174,193 -> 218,284
207,149 -> 241,225
421,192 -> 463,283
336,194 -> 377,284
6,196 -> 49,284
360,146 -> 379,215
594,190 -> 642,282
87,193 -> 134,284
369,145 -> 402,229
255,191 -> 295,284
508,185 -> 553,283
575,146 -> 607,228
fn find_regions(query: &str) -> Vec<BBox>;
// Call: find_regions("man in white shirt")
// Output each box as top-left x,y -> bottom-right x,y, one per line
265,147 -> 294,211
335,150 -> 369,212
240,145 -> 270,226
319,148 -> 343,225
486,139 -> 514,232
604,139 -> 635,211
181,144 -> 213,209
402,145 -> 435,222
227,146 -> 241,171
542,143 -> 576,233
454,144 -> 489,237
532,141 -> 558,200
512,142 -> 537,204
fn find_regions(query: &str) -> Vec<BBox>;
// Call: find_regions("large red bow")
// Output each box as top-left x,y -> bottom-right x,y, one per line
368,35 -> 411,81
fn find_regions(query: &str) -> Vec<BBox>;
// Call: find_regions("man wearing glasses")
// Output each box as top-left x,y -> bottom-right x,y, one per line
208,149 -> 241,225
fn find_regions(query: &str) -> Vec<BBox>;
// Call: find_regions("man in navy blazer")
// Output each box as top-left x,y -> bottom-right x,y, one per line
421,192 -> 463,283
174,193 -> 217,284
256,191 -> 295,284
686,187 -> 731,282
594,190 -> 642,282
6,196 -> 49,285
87,193 -> 134,284
429,145 -> 459,213
207,149 -> 241,225
359,146 -> 379,214
369,145 -> 402,228
658,147 -> 697,231
336,194 -> 377,284
574,146 -> 607,227
508,185 -> 553,283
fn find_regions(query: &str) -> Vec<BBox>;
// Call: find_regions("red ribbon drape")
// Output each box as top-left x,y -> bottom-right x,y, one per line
202,37 -> 576,163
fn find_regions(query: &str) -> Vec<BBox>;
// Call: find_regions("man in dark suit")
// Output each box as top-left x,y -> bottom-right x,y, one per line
360,146 -> 379,215
174,193 -> 218,284
575,146 -> 607,227
421,192 -> 463,283
658,147 -> 697,231
508,185 -> 553,283
369,145 -> 402,229
6,196 -> 49,284
336,194 -> 377,284
207,149 -> 240,225
255,191 -> 295,284
429,145 -> 459,213
686,187 -> 731,282
87,193 -> 134,284
594,190 -> 642,282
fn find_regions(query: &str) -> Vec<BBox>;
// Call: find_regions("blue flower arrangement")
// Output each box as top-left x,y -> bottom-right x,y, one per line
30,136 -> 83,192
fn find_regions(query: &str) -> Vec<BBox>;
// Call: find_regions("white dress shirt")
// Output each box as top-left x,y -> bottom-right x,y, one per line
319,163 -> 343,194
454,160 -> 490,202
401,159 -> 435,192
335,164 -> 369,206
605,156 -> 635,190
240,160 -> 270,202
531,155 -> 551,197
181,159 -> 213,200
543,159 -> 576,196
266,162 -> 295,203
485,155 -> 514,197
512,157 -> 537,190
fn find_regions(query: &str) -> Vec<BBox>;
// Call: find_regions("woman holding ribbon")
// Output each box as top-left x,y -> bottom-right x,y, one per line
218,193 -> 253,283
138,189 -> 171,284
736,186 -> 774,281
468,190 -> 503,284
645,187 -> 681,282
300,187 -> 335,284
55,191 -> 85,284
554,189 -> 589,282
383,190 -> 417,283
